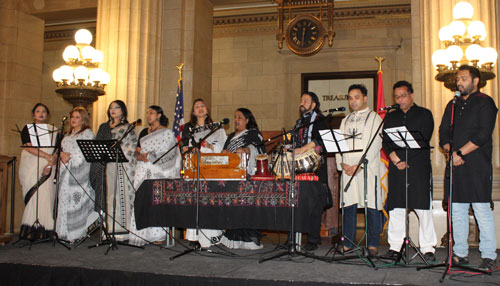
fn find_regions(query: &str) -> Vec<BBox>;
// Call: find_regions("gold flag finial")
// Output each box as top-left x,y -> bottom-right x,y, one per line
375,57 -> 385,72
176,63 -> 184,80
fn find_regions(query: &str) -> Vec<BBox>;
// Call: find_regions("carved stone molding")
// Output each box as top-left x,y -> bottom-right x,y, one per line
214,5 -> 410,37
44,26 -> 96,41
214,4 -> 410,25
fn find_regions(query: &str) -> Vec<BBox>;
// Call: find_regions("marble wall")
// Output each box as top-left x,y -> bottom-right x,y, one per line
0,0 -> 45,230
211,20 -> 412,134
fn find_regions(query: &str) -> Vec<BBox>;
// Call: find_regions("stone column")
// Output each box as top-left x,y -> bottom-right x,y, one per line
93,0 -> 163,129
0,0 -> 44,231
413,0 -> 499,198
0,0 -> 44,156
159,0 -> 213,122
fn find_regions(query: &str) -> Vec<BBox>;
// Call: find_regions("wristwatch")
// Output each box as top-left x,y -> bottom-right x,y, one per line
456,150 -> 464,158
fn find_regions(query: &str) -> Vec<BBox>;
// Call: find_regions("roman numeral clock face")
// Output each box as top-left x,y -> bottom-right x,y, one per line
285,15 -> 325,56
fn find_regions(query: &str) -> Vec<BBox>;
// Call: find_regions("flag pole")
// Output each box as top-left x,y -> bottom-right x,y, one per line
375,56 -> 390,234
375,56 -> 385,73
176,63 -> 184,82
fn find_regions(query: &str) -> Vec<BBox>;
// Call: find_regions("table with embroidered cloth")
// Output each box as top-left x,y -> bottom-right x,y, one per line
134,179 -> 327,233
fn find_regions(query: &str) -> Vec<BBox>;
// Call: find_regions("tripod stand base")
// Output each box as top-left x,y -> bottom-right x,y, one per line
259,244 -> 331,264
14,228 -> 71,251
417,260 -> 491,282
391,237 -> 428,266
169,243 -> 218,260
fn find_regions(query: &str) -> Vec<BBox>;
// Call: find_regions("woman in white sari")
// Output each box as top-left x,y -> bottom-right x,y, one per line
56,107 -> 99,242
181,99 -> 227,248
129,105 -> 181,246
18,103 -> 58,240
90,100 -> 137,240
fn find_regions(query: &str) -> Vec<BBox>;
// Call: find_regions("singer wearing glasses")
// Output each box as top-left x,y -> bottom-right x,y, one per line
90,100 -> 138,240
18,103 -> 58,240
57,107 -> 98,243
128,105 -> 181,246
381,80 -> 437,261
181,98 -> 227,248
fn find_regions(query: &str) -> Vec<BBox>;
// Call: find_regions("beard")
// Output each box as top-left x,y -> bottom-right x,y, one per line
299,105 -> 312,115
459,84 -> 475,96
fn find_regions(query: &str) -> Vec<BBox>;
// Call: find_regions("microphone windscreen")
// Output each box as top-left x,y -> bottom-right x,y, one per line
339,107 -> 346,111
136,119 -> 142,124
454,91 -> 461,97
222,118 -> 230,125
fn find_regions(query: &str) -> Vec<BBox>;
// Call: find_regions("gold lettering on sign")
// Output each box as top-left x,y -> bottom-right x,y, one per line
322,94 -> 348,101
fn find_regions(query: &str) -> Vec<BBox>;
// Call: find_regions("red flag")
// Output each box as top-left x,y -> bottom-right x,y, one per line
376,70 -> 389,163
376,69 -> 390,233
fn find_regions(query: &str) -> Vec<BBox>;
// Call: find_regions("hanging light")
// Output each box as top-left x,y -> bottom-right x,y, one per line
432,1 -> 496,91
81,46 -> 95,62
52,28 -> 108,108
75,29 -> 93,45
62,45 -> 80,63
468,21 -> 486,41
453,1 -> 473,20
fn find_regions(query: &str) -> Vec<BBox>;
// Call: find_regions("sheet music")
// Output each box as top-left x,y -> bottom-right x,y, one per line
27,124 -> 53,147
384,126 -> 420,149
319,129 -> 350,153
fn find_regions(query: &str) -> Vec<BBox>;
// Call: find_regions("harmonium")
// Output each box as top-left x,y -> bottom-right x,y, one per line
182,153 -> 247,180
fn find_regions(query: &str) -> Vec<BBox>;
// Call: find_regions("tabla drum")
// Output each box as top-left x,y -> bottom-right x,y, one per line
271,148 -> 292,179
255,153 -> 271,176
293,148 -> 321,174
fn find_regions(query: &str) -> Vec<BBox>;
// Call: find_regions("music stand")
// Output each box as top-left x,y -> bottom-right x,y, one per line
77,139 -> 142,254
383,127 -> 429,265
319,128 -> 377,267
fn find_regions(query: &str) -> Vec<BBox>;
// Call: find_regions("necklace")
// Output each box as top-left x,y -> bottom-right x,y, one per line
150,125 -> 162,133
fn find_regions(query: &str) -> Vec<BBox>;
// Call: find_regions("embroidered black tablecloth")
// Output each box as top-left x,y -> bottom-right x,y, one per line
134,179 -> 327,233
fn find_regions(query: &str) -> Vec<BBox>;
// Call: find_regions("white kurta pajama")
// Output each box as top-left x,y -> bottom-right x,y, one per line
335,107 -> 383,210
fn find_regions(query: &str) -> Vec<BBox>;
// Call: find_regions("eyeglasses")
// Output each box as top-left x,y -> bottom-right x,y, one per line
394,94 -> 410,100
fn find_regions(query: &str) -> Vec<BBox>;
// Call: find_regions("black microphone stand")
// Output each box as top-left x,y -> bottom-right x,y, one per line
169,124 -> 227,260
330,109 -> 391,269
38,119 -> 71,249
259,117 -> 329,264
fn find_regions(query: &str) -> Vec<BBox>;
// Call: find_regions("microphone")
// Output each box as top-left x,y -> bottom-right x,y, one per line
62,116 -> 68,122
129,119 -> 142,127
190,118 -> 230,134
327,107 -> 346,113
112,119 -> 141,149
378,104 -> 400,111
452,91 -> 461,103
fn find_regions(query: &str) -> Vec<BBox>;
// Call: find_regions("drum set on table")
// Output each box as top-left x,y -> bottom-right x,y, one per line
254,143 -> 321,181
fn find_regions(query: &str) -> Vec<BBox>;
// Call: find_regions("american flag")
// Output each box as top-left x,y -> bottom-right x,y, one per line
173,78 -> 184,141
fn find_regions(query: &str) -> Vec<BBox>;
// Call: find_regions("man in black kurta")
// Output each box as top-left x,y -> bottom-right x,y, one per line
381,81 -> 437,261
293,91 -> 329,251
438,65 -> 498,270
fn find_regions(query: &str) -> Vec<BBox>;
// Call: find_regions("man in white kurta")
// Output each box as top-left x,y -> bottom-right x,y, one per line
335,84 -> 383,256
